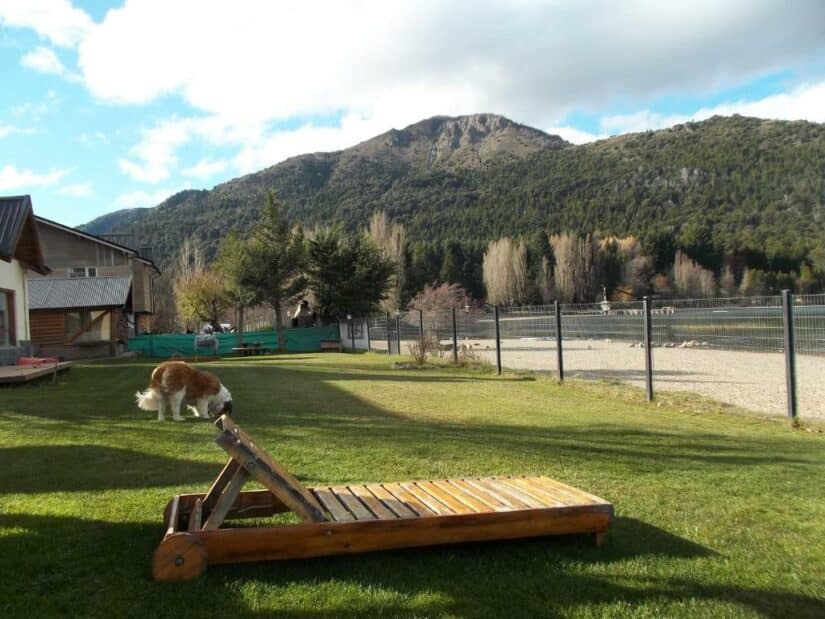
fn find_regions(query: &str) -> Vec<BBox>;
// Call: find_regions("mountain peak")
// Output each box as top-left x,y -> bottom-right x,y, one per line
347,113 -> 568,170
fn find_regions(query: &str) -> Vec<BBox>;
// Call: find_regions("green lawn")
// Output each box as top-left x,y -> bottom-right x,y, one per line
0,353 -> 823,618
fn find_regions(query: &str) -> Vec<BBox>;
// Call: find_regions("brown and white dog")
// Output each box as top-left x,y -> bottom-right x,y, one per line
135,361 -> 232,421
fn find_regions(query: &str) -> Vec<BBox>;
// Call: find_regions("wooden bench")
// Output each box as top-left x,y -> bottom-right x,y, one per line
152,415 -> 614,581
320,340 -> 342,352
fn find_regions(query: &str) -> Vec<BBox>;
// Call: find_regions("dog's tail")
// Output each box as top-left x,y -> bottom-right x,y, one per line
135,388 -> 161,411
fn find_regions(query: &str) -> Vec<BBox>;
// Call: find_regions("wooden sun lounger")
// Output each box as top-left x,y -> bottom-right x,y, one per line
152,415 -> 614,581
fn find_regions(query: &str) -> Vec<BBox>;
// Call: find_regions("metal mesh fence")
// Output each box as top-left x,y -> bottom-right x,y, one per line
365,291 -> 825,420
651,296 -> 784,351
497,305 -> 557,374
559,301 -> 645,383
793,293 -> 825,419
366,315 -> 390,354
649,296 -> 787,416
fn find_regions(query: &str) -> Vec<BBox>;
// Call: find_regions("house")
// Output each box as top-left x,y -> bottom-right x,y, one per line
26,215 -> 160,360
0,196 -> 50,365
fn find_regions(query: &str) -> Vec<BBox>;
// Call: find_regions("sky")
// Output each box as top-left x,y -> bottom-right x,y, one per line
0,0 -> 823,226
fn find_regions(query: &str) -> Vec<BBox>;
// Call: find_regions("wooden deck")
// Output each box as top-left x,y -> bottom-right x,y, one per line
0,362 -> 71,384
152,415 -> 614,581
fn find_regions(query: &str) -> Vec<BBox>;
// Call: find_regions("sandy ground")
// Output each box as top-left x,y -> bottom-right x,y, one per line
373,337 -> 824,419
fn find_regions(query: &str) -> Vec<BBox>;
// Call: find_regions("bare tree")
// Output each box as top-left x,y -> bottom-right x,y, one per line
408,282 -> 473,311
673,250 -> 718,298
550,232 -> 600,302
719,266 -> 738,297
535,255 -> 554,303
368,211 -> 406,311
482,237 -> 530,305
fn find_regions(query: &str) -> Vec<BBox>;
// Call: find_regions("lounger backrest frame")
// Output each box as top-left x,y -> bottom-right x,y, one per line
214,414 -> 328,523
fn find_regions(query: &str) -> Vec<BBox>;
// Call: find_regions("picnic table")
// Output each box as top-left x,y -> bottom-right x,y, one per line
231,342 -> 269,357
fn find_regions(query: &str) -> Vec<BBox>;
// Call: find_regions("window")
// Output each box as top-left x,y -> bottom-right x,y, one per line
68,267 -> 97,278
65,310 -> 110,343
0,290 -> 14,346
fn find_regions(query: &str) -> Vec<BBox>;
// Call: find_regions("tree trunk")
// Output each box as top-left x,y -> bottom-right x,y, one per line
236,305 -> 244,346
274,304 -> 285,351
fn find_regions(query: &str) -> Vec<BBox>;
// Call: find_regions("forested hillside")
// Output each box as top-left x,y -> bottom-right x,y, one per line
84,114 -> 825,299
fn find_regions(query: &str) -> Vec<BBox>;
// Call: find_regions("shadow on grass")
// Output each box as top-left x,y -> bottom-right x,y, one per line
0,445 -> 218,493
0,512 -> 821,618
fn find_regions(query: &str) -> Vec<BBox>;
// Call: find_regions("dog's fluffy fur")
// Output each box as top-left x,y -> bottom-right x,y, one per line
135,361 -> 232,421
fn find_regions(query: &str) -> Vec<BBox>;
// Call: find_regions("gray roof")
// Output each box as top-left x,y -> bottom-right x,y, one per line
28,276 -> 132,310
0,195 -> 33,261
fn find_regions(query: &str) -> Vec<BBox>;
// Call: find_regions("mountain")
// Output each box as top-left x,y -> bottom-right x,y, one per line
83,114 -> 825,273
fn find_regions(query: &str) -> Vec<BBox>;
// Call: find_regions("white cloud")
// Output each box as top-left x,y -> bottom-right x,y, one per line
58,182 -> 92,197
0,0 -> 93,48
75,0 -> 825,129
601,80 -> 825,135
113,188 -> 184,209
20,45 -> 78,80
0,164 -> 68,191
181,158 -> 229,179
118,118 -> 195,183
547,126 -> 607,145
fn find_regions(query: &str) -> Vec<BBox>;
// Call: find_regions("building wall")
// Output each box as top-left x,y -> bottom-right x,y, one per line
0,257 -> 30,342
130,260 -> 154,313
30,309 -> 123,360
32,223 -> 156,314
35,224 -> 131,277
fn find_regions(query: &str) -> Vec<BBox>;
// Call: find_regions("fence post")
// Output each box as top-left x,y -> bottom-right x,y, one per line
494,305 -> 502,375
642,296 -> 654,402
365,317 -> 371,353
349,315 -> 355,352
782,289 -> 797,420
386,312 -> 391,356
418,309 -> 424,348
452,307 -> 459,363
554,300 -> 563,383
395,315 -> 401,356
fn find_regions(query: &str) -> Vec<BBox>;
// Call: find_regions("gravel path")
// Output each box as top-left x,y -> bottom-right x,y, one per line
463,338 -> 824,419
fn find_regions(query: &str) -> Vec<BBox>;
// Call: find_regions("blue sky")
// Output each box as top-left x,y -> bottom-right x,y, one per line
0,0 -> 823,226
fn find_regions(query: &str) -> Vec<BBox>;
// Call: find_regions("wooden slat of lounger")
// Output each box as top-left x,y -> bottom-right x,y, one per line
488,478 -> 551,509
313,488 -> 354,522
203,467 -> 250,531
202,459 -> 241,513
529,476 -> 586,504
400,482 -> 454,515
465,478 -> 532,510
537,476 -> 609,505
188,498 -> 203,532
371,484 -> 427,518
348,485 -> 398,520
431,480 -> 492,513
331,487 -> 377,521
416,481 -> 477,514
505,477 -> 567,507
365,484 -> 417,518
446,479 -> 513,512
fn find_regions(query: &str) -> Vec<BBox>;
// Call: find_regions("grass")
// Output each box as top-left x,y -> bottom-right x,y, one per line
0,352 -> 823,618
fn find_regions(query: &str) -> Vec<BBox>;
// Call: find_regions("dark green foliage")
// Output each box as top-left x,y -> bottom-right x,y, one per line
83,115 -> 825,291
305,228 -> 395,322
240,192 -> 306,349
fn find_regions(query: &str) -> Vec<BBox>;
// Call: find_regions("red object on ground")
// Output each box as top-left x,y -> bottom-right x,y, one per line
17,357 -> 60,366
